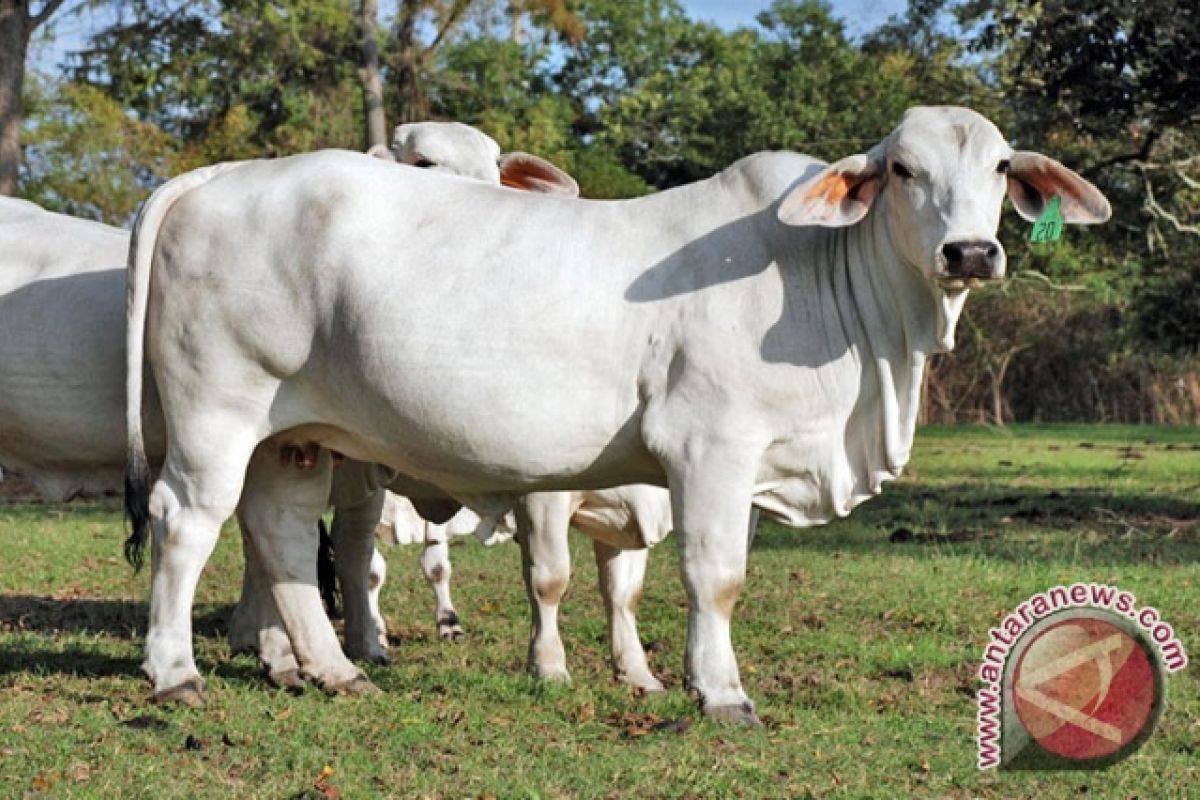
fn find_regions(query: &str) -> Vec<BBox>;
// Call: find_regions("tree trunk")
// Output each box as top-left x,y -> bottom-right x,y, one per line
358,0 -> 386,150
393,0 -> 427,125
0,2 -> 32,196
510,5 -> 523,44
990,351 -> 1017,427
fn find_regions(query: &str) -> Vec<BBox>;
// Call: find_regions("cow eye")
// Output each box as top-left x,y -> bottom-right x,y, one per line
997,159 -> 1011,175
891,161 -> 913,179
413,157 -> 436,168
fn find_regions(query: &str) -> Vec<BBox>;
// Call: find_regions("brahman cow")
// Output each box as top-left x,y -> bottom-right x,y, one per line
124,106 -> 1110,723
0,196 -> 148,500
0,123 -> 586,687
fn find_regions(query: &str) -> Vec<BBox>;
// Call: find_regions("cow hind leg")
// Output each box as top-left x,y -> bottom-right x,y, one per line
231,517 -> 307,691
593,541 -> 663,693
239,446 -> 376,696
143,431 -> 257,705
516,493 -> 573,682
227,528 -> 263,655
422,522 -> 462,641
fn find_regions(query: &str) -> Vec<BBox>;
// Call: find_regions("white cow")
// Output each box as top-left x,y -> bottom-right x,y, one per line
0,197 -> 144,501
0,123 -> 584,687
124,106 -> 1110,722
224,125 -> 586,687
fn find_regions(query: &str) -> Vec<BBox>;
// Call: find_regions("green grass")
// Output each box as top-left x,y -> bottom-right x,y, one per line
1,424 -> 1198,798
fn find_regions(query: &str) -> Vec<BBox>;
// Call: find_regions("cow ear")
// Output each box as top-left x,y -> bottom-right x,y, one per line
499,152 -> 580,196
366,144 -> 396,162
777,155 -> 881,227
1007,152 -> 1111,224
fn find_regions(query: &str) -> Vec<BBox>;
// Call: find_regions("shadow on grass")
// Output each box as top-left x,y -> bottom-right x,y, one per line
754,483 -> 1200,565
0,597 -> 275,687
0,647 -> 268,689
0,596 -> 234,639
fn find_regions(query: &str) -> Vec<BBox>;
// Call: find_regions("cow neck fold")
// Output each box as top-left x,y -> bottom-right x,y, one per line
830,201 -> 944,482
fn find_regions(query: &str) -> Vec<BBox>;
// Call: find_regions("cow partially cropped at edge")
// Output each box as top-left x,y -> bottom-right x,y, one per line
125,106 -> 1110,723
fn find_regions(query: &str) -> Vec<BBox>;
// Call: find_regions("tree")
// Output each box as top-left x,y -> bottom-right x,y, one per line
21,76 -> 171,224
389,0 -> 475,125
0,0 -> 69,195
73,0 -> 362,167
359,0 -> 386,150
387,0 -> 581,126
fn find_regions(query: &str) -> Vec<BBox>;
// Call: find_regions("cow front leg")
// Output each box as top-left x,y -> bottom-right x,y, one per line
239,446 -> 375,696
515,492 -> 573,682
421,521 -> 462,640
666,448 -> 760,725
330,488 -> 390,663
593,541 -> 663,693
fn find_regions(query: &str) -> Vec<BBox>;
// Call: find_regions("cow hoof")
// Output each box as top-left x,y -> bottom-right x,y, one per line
268,668 -> 307,694
228,638 -> 257,656
345,645 -> 391,666
152,678 -> 207,708
438,624 -> 465,642
325,673 -> 380,697
625,674 -> 666,694
705,702 -> 762,727
365,651 -> 392,666
533,666 -> 572,684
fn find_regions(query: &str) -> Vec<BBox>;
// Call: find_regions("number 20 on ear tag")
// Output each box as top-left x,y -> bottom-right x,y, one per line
1030,195 -> 1063,243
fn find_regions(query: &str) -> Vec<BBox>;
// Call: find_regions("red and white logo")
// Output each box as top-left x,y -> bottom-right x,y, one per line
975,584 -> 1185,770
1013,617 -> 1156,761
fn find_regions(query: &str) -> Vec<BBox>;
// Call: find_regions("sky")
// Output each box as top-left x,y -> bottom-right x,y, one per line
683,0 -> 907,35
29,0 -> 911,75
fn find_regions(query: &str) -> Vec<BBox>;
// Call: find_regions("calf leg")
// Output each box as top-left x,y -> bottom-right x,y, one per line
330,488 -> 390,663
422,521 -> 462,640
593,541 -> 663,693
239,446 -> 374,695
367,548 -> 389,652
515,492 -> 573,682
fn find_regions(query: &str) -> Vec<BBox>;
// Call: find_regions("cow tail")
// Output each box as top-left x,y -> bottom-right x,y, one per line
316,518 -> 342,619
124,162 -> 244,572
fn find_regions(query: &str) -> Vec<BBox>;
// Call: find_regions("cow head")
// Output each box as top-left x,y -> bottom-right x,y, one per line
371,121 -> 579,196
776,106 -> 1110,293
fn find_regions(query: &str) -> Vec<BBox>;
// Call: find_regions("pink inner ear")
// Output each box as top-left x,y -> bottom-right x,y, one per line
804,171 -> 855,204
801,166 -> 879,210
851,175 -> 880,206
1009,152 -> 1111,223
498,153 -> 579,196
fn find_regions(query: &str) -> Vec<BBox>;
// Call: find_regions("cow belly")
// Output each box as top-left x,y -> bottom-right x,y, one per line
0,267 -> 168,500
295,337 -> 660,495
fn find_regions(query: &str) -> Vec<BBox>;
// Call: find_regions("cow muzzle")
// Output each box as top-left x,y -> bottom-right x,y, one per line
936,238 -> 1005,290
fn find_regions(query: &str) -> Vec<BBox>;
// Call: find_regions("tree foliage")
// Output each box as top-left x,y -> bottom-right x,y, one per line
12,0 -> 1200,420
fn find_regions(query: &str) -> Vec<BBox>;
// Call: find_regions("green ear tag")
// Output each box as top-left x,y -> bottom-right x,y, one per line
1030,195 -> 1063,243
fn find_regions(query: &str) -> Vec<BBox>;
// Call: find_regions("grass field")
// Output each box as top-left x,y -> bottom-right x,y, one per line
1,425 -> 1197,798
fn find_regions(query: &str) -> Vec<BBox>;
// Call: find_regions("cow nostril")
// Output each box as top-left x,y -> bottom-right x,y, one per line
942,242 -> 965,265
985,242 -> 999,259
